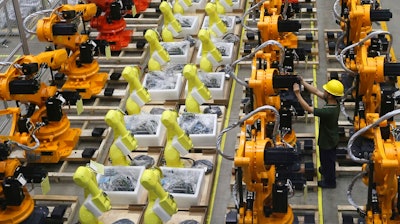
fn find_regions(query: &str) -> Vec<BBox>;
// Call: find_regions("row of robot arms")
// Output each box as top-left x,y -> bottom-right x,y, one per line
30,0 -> 152,64
82,0 -> 246,221
214,0 -> 312,223
96,1 -> 216,221
71,0 -> 217,222
333,0 -> 400,223
0,1 -> 151,223
0,49 -> 80,223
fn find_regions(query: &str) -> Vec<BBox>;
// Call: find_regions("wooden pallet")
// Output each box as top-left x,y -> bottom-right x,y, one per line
95,41 -> 150,66
225,205 -> 319,224
337,205 -> 364,224
100,205 -> 145,224
167,206 -> 208,224
32,195 -> 79,224
292,204 -> 319,224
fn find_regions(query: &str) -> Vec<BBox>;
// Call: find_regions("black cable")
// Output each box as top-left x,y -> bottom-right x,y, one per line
180,156 -> 196,166
192,159 -> 214,174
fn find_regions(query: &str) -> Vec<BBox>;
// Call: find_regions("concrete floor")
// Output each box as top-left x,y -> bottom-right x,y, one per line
1,0 -> 400,223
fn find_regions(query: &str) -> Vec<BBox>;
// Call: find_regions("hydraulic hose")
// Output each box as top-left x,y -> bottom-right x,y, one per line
347,109 -> 400,163
347,170 -> 368,217
241,0 -> 267,32
226,40 -> 285,88
217,105 -> 280,160
339,31 -> 393,74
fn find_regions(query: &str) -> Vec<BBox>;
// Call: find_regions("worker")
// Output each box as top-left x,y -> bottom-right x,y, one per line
293,78 -> 344,188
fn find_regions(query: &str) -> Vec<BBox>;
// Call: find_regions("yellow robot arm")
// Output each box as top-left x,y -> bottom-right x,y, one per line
198,29 -> 222,73
122,66 -> 151,115
160,1 -> 182,42
161,110 -> 193,167
183,64 -> 211,113
141,167 -> 178,224
73,166 -> 112,224
216,0 -> 233,15
205,3 -> 227,37
105,110 -> 138,166
36,3 -> 97,51
173,0 -> 192,15
145,29 -> 171,71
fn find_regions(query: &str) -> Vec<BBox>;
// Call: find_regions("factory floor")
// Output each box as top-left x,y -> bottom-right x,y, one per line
1,0 -> 400,224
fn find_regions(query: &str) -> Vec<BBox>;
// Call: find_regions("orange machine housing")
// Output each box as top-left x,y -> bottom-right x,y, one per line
0,158 -> 34,223
0,49 -> 81,163
36,3 -> 108,99
88,0 -> 150,51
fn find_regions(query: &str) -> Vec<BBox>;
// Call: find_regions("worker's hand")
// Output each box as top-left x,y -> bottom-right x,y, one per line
297,75 -> 304,84
293,83 -> 300,94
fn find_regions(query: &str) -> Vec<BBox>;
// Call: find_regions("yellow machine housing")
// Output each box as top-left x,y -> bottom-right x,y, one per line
160,1 -> 182,42
73,166 -> 112,224
161,110 -> 193,167
145,29 -> 171,71
105,109 -> 138,166
122,66 -> 151,115
141,167 -> 178,224
183,64 -> 212,113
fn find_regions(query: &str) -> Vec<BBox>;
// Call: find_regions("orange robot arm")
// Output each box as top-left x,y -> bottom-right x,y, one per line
36,3 -> 97,51
0,49 -> 68,106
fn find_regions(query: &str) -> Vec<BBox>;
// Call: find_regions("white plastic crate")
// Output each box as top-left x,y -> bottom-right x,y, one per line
160,167 -> 205,209
142,71 -> 184,101
176,16 -> 200,37
97,166 -> 146,206
161,41 -> 191,64
186,0 -> 207,12
221,0 -> 241,12
178,113 -> 218,147
232,0 -> 241,10
185,72 -> 226,99
201,16 -> 236,36
196,42 -> 234,66
124,114 -> 166,147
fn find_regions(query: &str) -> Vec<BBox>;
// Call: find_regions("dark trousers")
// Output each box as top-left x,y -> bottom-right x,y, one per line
319,147 -> 337,184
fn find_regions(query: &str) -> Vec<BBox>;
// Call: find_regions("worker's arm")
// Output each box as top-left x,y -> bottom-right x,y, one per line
293,83 -> 313,113
300,78 -> 324,99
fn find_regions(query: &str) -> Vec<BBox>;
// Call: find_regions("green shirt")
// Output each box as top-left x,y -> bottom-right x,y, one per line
314,104 -> 340,150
